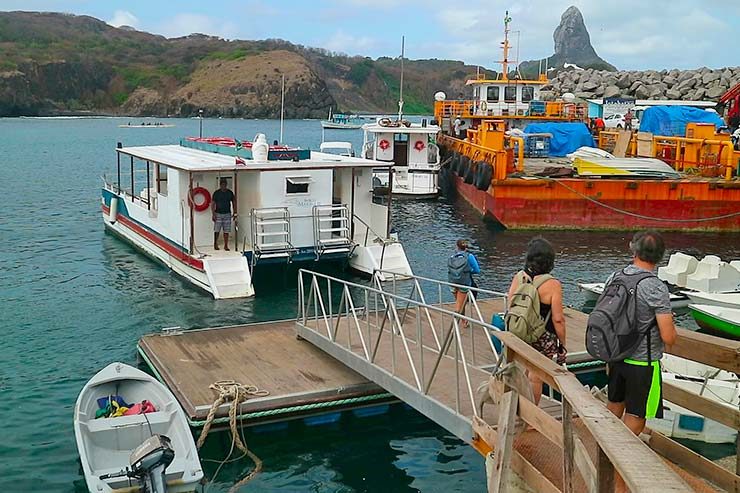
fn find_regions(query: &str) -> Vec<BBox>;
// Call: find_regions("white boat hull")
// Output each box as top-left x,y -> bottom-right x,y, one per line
683,290 -> 740,309
373,169 -> 439,198
577,282 -> 690,309
74,363 -> 203,493
349,243 -> 413,280
321,121 -> 362,130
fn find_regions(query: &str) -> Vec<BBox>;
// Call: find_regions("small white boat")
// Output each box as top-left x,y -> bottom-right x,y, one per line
74,362 -> 203,493
683,290 -> 740,309
319,141 -> 355,157
577,282 -> 690,309
320,109 -> 363,129
649,354 -> 740,444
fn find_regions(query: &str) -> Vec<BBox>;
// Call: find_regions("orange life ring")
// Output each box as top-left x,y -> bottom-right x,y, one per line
189,187 -> 211,212
379,139 -> 391,151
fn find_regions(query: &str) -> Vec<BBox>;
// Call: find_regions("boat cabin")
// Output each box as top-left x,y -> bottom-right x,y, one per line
361,120 -> 441,197
101,136 -> 412,298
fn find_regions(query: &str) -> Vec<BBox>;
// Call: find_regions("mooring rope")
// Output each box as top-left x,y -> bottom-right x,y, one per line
550,178 -> 740,223
197,380 -> 269,492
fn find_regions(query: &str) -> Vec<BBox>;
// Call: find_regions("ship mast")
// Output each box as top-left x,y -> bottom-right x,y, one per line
498,11 -> 512,81
398,35 -> 405,121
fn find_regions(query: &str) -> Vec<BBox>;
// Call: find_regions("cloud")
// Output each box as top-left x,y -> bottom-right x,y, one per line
322,30 -> 379,55
107,10 -> 140,29
155,13 -> 239,40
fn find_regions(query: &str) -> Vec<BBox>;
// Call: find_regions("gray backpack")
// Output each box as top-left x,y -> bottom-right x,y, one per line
505,271 -> 553,344
586,270 -> 655,363
448,252 -> 472,286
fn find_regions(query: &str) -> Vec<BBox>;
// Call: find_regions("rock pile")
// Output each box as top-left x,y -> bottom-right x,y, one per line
544,66 -> 740,102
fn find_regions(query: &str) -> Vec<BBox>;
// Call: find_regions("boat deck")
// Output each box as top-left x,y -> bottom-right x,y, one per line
137,299 -> 593,424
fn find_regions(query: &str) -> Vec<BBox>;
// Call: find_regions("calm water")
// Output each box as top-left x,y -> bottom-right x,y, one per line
1,117 -> 738,492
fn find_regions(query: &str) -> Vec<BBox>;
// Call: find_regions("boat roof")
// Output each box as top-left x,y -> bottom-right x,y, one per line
587,99 -> 717,108
320,141 -> 354,149
118,144 -> 388,171
466,78 -> 548,86
362,123 -> 440,135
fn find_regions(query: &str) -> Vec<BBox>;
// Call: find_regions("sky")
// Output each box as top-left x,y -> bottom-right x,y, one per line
2,0 -> 739,71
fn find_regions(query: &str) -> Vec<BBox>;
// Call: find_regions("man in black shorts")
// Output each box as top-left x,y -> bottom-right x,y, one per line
212,178 -> 236,251
606,231 -> 677,436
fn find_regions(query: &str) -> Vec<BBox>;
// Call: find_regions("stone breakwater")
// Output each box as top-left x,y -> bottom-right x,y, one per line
543,67 -> 740,101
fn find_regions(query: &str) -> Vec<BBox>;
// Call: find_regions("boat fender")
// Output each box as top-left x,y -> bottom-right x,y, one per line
464,161 -> 476,184
476,162 -> 493,191
457,156 -> 469,177
450,153 -> 460,172
109,196 -> 118,223
252,133 -> 269,161
189,187 -> 212,212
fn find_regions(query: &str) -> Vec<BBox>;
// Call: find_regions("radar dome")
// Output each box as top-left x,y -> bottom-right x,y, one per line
434,91 -> 446,102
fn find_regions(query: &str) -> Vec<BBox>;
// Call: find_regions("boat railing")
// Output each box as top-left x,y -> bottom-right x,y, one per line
103,178 -> 152,209
597,130 -> 738,180
434,99 -> 586,122
295,269 -> 693,492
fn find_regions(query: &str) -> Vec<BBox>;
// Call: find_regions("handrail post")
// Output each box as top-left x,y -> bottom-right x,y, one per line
563,398 -> 575,493
597,447 -> 615,493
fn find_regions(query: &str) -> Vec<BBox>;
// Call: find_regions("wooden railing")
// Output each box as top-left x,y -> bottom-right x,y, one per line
474,328 -> 740,492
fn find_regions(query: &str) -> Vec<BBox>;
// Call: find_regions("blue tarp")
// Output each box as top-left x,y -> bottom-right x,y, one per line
523,122 -> 595,157
639,106 -> 725,136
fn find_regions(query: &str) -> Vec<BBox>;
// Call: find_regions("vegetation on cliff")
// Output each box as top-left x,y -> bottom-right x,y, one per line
0,11 -> 486,117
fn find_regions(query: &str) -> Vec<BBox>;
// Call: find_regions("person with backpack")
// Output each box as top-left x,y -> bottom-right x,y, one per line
448,239 -> 480,324
587,230 -> 677,437
505,237 -> 566,405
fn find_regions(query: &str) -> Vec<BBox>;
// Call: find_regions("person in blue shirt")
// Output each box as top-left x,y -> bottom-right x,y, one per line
449,239 -> 481,324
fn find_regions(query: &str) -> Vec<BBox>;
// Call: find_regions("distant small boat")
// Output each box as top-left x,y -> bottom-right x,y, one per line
320,109 -> 362,129
577,282 -> 690,309
689,304 -> 740,339
119,123 -> 176,128
74,362 -> 203,493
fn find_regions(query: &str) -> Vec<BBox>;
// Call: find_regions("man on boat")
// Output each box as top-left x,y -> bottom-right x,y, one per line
605,231 -> 677,437
212,178 -> 236,251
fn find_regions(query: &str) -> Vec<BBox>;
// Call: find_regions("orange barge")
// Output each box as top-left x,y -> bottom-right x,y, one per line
436,121 -> 740,232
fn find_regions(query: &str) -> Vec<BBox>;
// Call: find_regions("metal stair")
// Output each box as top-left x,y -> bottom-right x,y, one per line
250,207 -> 295,266
312,204 -> 353,259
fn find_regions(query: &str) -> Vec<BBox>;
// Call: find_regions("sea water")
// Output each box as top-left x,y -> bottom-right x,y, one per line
0,117 -> 737,492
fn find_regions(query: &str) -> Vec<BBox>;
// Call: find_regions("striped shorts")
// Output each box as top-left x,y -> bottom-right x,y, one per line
214,213 -> 232,233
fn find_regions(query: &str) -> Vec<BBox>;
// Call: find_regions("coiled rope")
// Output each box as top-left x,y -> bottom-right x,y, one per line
197,380 -> 269,492
550,178 -> 740,223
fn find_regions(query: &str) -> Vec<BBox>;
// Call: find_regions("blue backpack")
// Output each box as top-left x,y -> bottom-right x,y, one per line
448,252 -> 472,286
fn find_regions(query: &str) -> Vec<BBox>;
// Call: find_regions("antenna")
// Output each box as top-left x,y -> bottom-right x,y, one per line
279,74 -> 285,144
499,11 -> 512,81
398,35 -> 405,121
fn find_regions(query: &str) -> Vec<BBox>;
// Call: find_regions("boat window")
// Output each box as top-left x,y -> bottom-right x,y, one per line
286,176 -> 311,194
504,86 -> 517,102
521,86 -> 534,102
486,86 -> 500,102
156,163 -> 168,196
394,133 -> 408,142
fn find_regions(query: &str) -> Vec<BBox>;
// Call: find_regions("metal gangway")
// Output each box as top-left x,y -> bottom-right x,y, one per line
294,269 -> 715,493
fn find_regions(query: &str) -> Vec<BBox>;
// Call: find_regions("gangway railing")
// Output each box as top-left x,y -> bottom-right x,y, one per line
295,269 -> 695,493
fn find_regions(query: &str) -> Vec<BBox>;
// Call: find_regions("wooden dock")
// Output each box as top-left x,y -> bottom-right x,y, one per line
138,299 -> 591,424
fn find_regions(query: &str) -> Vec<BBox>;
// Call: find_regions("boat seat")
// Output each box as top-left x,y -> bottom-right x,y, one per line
731,260 -> 740,273
685,259 -> 740,293
85,411 -> 170,433
658,252 -> 698,287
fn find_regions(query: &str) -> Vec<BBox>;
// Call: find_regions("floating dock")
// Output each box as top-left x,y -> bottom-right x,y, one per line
138,297 -> 592,425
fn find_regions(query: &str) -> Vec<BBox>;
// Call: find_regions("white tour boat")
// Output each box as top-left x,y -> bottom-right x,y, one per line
102,134 -> 413,299
361,118 -> 441,198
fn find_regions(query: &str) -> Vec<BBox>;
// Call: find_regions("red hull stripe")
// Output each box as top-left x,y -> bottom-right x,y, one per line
102,204 -> 204,270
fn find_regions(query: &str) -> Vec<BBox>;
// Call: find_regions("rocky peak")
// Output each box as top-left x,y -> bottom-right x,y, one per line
554,7 -> 599,63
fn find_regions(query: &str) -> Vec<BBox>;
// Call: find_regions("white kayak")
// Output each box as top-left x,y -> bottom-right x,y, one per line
74,362 -> 203,493
577,282 -> 690,309
682,290 -> 740,310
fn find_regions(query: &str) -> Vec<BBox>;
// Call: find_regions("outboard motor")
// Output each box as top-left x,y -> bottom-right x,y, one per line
100,435 -> 174,493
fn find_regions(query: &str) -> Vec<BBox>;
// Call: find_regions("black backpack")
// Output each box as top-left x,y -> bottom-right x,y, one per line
448,252 -> 472,286
585,269 -> 655,363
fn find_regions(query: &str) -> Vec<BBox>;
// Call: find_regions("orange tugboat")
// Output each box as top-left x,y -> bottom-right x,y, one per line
434,13 -> 740,231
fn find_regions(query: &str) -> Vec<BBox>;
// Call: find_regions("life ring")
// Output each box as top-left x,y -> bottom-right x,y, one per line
379,139 -> 391,151
480,100 -> 488,112
414,140 -> 425,151
189,187 -> 211,212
